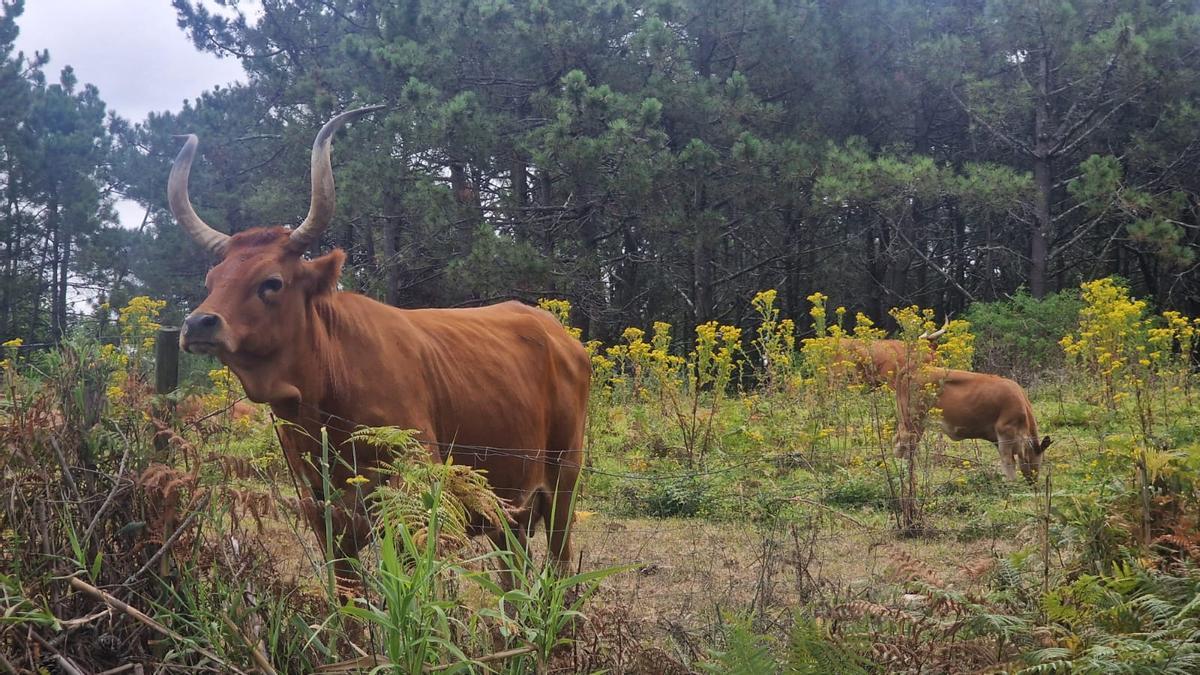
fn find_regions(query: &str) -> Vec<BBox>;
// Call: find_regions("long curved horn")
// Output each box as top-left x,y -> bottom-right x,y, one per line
288,105 -> 386,251
168,134 -> 231,257
919,317 -> 951,340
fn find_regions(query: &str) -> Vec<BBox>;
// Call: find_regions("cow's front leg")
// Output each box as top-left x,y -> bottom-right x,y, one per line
995,439 -> 1019,481
481,491 -> 540,593
893,428 -> 921,458
296,496 -> 373,592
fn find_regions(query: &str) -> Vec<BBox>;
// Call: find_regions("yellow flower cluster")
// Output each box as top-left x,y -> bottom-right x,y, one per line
886,305 -> 937,385
1061,277 -> 1200,415
934,319 -> 975,370
800,301 -> 875,383
852,312 -> 886,341
536,298 -> 582,341
750,289 -> 796,390
1149,310 -> 1199,380
104,296 -> 167,408
118,296 -> 167,351
690,321 -> 743,394
1060,279 -> 1146,375
807,291 -> 828,337
0,338 -> 20,370
888,305 -> 934,342
603,322 -> 684,400
202,366 -> 257,433
535,298 -> 622,392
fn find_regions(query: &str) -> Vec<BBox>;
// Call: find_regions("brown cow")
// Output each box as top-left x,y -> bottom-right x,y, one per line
167,107 -> 591,576
892,368 -> 1051,482
176,395 -> 257,436
829,321 -> 948,387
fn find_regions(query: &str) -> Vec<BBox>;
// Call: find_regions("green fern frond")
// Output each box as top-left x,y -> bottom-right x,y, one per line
786,617 -> 869,675
699,619 -> 779,675
352,425 -> 505,554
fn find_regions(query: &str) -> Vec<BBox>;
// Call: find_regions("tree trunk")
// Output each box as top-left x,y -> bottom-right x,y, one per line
691,185 -> 714,325
784,208 -> 803,320
1030,47 -> 1054,299
385,216 -> 403,307
47,190 -> 64,339
2,162 -> 17,336
535,167 -> 554,255
1030,153 -> 1051,298
56,224 -> 70,337
510,151 -> 528,242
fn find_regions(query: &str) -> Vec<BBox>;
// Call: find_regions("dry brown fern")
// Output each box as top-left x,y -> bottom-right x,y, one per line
887,548 -> 948,588
207,452 -> 257,481
829,599 -> 898,622
931,636 -> 1006,673
226,487 -> 276,534
958,557 -> 995,582
138,463 -> 202,542
870,639 -> 920,669
1151,532 -> 1200,564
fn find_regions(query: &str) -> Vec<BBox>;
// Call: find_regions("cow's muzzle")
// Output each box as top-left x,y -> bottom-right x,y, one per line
180,312 -> 227,355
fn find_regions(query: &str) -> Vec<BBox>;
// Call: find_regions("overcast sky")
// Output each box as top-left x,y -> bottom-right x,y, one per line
15,0 -> 253,227
15,0 -> 248,122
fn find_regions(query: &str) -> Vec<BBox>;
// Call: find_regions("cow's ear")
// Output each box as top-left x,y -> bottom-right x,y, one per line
1039,436 -> 1053,453
302,249 -> 345,295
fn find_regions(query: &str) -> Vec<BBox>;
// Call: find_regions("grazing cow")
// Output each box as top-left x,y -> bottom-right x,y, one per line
168,107 -> 591,575
892,368 -> 1051,482
829,321 -> 948,387
176,395 -> 257,436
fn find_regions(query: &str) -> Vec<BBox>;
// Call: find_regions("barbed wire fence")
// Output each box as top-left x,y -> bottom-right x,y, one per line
5,325 -> 1101,670
174,372 -> 1082,669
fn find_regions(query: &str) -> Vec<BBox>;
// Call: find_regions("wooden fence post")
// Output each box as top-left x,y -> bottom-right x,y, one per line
153,327 -> 181,458
155,327 -> 180,395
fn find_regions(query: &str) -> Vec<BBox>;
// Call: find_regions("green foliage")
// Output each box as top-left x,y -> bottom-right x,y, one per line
701,615 -> 870,674
340,495 -> 485,673
0,0 -> 119,340
482,523 -> 627,670
699,617 -> 779,675
786,617 -> 870,675
824,475 -> 889,510
0,573 -> 57,630
103,0 -> 1200,340
1024,564 -> 1200,674
966,290 -> 1084,377
351,425 -> 508,553
616,473 -> 716,519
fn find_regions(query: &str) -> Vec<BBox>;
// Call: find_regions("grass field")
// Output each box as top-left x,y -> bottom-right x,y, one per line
2,279 -> 1199,673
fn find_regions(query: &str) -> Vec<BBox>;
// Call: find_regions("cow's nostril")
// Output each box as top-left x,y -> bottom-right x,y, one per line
185,312 -> 222,335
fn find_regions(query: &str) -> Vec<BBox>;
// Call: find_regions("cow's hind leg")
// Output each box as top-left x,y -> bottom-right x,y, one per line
541,461 -> 580,575
544,381 -> 586,577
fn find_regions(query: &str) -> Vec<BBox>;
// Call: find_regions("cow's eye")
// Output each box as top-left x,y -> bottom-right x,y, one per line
258,276 -> 284,300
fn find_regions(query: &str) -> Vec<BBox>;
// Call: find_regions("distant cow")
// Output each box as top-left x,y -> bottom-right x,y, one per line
166,107 -> 591,577
176,395 -> 257,435
892,368 -> 1051,482
829,321 -> 948,387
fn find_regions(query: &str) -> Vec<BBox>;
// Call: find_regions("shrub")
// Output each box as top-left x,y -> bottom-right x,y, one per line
966,289 -> 1083,379
617,474 -> 715,518
824,475 -> 889,509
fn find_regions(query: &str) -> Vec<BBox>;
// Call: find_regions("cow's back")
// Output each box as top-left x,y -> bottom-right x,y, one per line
397,301 -> 589,485
933,369 -> 1034,439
